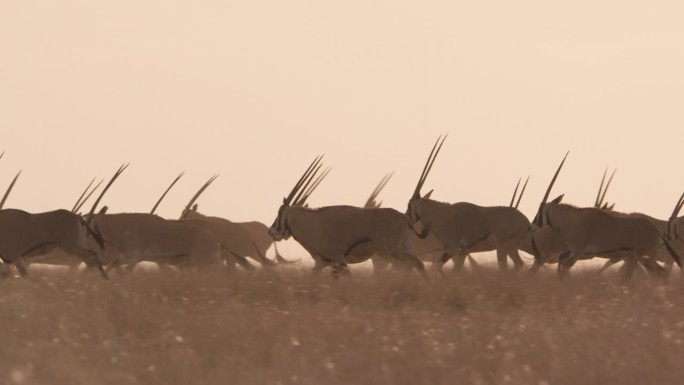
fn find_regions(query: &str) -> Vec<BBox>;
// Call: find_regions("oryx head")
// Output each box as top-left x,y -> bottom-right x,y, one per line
532,152 -> 568,229
406,135 -> 446,223
269,156 -> 325,241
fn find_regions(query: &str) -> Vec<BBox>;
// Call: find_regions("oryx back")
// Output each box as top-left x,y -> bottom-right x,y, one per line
0,209 -> 105,276
95,213 -> 222,269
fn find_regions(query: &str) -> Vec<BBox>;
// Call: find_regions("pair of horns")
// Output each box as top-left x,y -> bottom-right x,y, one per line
72,178 -> 104,213
365,172 -> 394,208
534,152 -> 569,226
595,168 -> 616,209
296,166 -> 331,207
509,176 -> 529,210
413,135 -> 447,198
182,174 -> 219,216
284,156 -> 325,207
86,164 -> 129,226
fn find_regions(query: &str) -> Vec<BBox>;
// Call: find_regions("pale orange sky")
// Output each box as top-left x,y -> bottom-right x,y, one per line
1,1 -> 683,225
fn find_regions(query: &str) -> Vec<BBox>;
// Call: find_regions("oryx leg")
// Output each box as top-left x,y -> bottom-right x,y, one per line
507,249 -> 525,271
620,252 -> 639,280
0,263 -> 13,278
251,244 -> 277,267
496,249 -> 509,271
371,256 -> 390,275
105,257 -> 128,273
223,248 -> 255,273
597,257 -> 621,274
451,254 -> 467,271
65,247 -> 108,279
391,252 -> 427,278
331,261 -> 351,279
435,248 -> 467,276
557,251 -> 582,279
13,257 -> 30,277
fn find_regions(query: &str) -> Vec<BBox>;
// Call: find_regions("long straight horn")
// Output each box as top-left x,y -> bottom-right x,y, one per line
86,164 -> 129,226
74,179 -> 103,214
0,151 -> 4,160
413,135 -> 447,198
292,163 -> 323,207
0,170 -> 21,209
297,166 -> 331,206
670,192 -> 684,220
666,192 -> 684,239
595,168 -> 608,208
72,178 -> 96,213
510,178 -> 522,207
535,152 -> 569,226
183,174 -> 218,215
515,176 -> 529,210
598,168 -> 616,209
284,155 -> 323,205
365,172 -> 394,208
151,171 -> 184,215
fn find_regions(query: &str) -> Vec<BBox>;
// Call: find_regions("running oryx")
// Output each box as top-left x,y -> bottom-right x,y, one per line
174,176 -> 276,271
87,173 -> 246,273
181,204 -> 297,269
405,136 -> 533,274
150,172 -> 299,269
268,156 -> 427,277
531,154 -> 683,279
0,169 -> 108,277
363,173 -> 447,273
525,167 -> 618,274
94,209 -> 228,272
595,191 -> 684,274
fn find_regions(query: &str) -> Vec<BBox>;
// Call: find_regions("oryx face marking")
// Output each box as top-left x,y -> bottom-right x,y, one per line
269,203 -> 292,241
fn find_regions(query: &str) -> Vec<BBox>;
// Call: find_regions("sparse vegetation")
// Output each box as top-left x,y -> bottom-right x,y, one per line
1,266 -> 683,385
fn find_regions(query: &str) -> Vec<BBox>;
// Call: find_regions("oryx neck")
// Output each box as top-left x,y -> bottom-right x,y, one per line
416,198 -> 449,226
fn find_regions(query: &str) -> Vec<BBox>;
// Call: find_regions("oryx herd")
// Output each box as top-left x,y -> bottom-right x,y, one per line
1,138 -> 683,281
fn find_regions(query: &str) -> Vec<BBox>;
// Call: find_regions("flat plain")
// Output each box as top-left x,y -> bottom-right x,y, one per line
1,265 -> 683,385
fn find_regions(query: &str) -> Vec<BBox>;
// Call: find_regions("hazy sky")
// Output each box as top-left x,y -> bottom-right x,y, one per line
1,1 -> 683,225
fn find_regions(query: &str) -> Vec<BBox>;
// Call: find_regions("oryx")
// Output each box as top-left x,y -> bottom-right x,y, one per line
161,172 -> 299,269
268,156 -> 427,277
405,136 -> 533,274
174,176 -> 274,271
363,173 -> 447,273
88,173 -> 240,273
531,154 -> 683,279
93,209 -> 226,272
0,168 -> 108,277
0,209 -> 108,278
596,192 -> 684,274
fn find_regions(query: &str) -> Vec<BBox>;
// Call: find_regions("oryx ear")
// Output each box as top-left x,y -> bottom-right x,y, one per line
551,194 -> 564,204
192,203 -> 198,211
283,197 -> 287,204
424,189 -> 434,199
98,206 -> 109,215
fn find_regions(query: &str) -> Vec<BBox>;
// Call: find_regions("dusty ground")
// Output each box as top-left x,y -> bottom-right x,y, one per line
1,265 -> 683,385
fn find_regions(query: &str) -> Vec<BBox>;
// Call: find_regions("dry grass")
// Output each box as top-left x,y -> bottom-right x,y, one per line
1,265 -> 684,385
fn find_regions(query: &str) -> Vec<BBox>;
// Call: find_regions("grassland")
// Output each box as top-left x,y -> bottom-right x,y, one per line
1,265 -> 683,385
